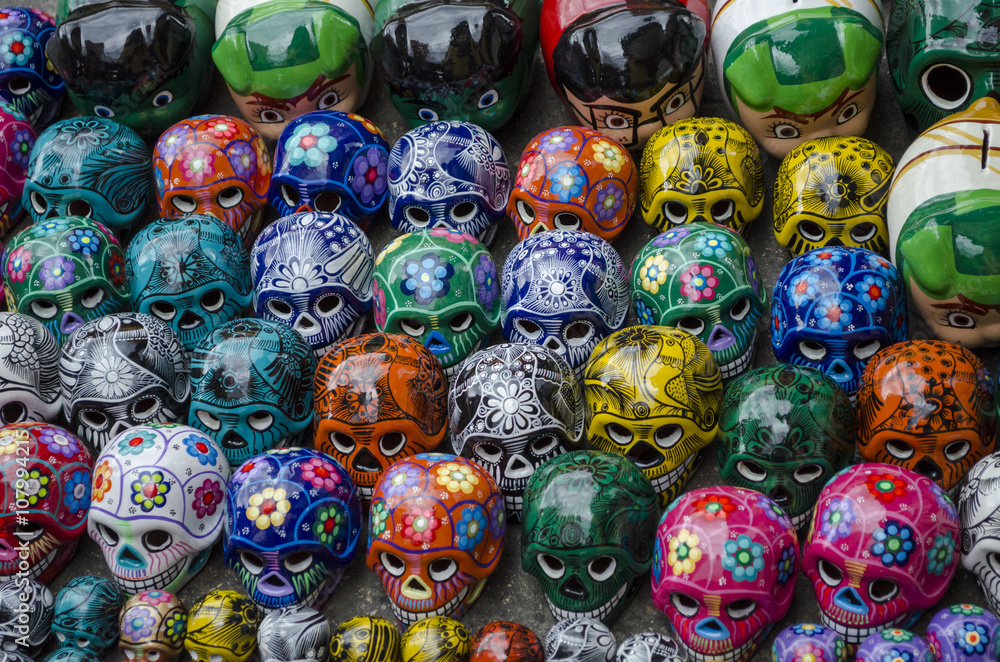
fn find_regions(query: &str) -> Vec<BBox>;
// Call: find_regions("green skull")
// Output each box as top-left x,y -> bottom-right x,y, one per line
717,364 -> 854,530
521,450 -> 658,625
373,229 -> 500,379
631,223 -> 766,381
3,216 -> 129,345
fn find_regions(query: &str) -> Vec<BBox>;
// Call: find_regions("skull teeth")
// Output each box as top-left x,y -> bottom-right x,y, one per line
389,585 -> 468,626
719,333 -> 757,380
819,609 -> 909,644
791,510 -> 812,530
358,485 -> 375,501
504,494 -> 524,516
545,581 -> 628,623
650,452 -> 698,496
442,340 -> 484,380
676,631 -> 761,662
22,548 -> 57,583
112,557 -> 185,594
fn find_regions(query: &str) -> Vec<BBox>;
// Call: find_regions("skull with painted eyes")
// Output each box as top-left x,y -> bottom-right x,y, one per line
118,589 -> 187,662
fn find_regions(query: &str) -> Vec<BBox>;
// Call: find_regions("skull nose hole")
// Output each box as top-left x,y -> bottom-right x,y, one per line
626,441 -> 664,470
768,485 -> 792,507
706,325 -> 735,351
504,454 -> 533,479
178,310 -> 204,331
914,456 -> 943,481
559,575 -> 588,600
828,237 -> 844,246
694,618 -> 730,641
403,576 -> 432,599
826,360 -> 852,383
221,431 -> 248,449
263,574 -> 287,588
544,337 -> 563,352
833,587 -> 869,615
352,448 -> 381,473
117,545 -> 146,570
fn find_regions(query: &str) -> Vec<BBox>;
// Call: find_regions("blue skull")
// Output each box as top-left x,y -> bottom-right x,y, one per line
0,7 -> 64,128
268,111 -> 389,231
223,448 -> 362,613
23,117 -> 151,236
189,319 -> 317,466
51,576 -> 125,654
501,229 -> 630,375
771,246 -> 908,400
388,120 -> 510,245
126,214 -> 252,352
252,212 -> 373,358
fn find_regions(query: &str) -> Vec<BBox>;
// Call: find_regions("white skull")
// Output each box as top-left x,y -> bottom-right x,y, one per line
960,451 -> 1000,613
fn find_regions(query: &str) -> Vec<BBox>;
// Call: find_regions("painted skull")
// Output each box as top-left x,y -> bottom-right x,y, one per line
0,7 -> 64,128
366,453 -> 506,626
631,223 -> 766,380
774,136 -> 894,257
373,230 -> 500,379
639,117 -> 763,234
856,340 -> 997,493
584,326 -> 722,505
126,214 -> 252,352
388,121 -> 510,245
521,451 -> 658,625
47,0 -> 215,137
771,246 -> 908,401
268,111 -> 389,230
52,575 -> 126,653
651,486 -> 798,662
251,211 -> 374,357
886,0 -> 1000,133
60,313 -> 189,453
801,463 -> 960,645
329,616 -> 402,662
43,650 -> 101,662
118,589 -> 187,662
0,578 -> 53,655
3,216 -> 128,345
470,621 -> 544,662
614,633 -> 685,662
960,452 -> 1000,614
0,312 -> 61,425
153,114 -> 272,248
87,424 -> 230,594
23,117 -> 151,236
544,617 -> 616,662
0,422 -> 92,584
501,230 -> 629,376
449,343 -> 584,518
189,319 -> 317,466
184,590 -> 261,662
314,333 -> 448,502
770,624 -> 847,662
258,606 -> 330,662
401,616 -> 471,662
223,448 -> 361,612
0,100 -> 34,235
718,364 -> 855,530
507,126 -> 636,242
856,629 -> 934,662
926,604 -> 1000,662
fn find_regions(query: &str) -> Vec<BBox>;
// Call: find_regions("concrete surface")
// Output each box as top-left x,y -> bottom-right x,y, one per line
24,0 -> 1000,660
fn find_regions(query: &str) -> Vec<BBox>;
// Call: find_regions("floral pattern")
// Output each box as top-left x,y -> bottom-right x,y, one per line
131,471 -> 171,512
313,504 -> 345,546
759,495 -> 789,529
371,500 -> 389,536
385,466 -> 422,497
138,590 -> 171,606
372,278 -> 387,327
300,457 -> 341,491
667,529 -> 701,576
436,462 -> 479,494
11,129 -> 31,169
68,228 -> 100,256
158,126 -> 190,160
246,487 -> 291,530
6,246 -> 30,282
680,264 -> 717,302
430,227 -> 478,243
474,254 -> 498,310
722,534 -> 764,582
636,300 -> 656,324
285,123 -> 338,167
926,532 -> 955,575
859,275 -> 888,312
793,643 -> 825,662
31,219 -> 67,237
401,253 -> 454,305
677,164 -> 722,194
881,629 -> 913,643
38,428 -> 81,459
62,470 -> 90,513
595,183 -> 624,222
640,255 -> 669,294
592,140 -> 625,173
228,142 -> 257,179
118,430 -> 157,456
692,494 -> 735,520
866,473 -> 907,504
789,272 -> 819,307
165,612 -> 187,643
456,505 -> 486,551
180,146 -> 215,185
517,154 -> 542,187
957,623 -> 990,655
22,467 -> 48,505
351,146 -> 387,205
777,544 -> 796,585
870,519 -> 914,567
39,256 -> 74,290
549,163 -> 585,202
402,507 -> 439,545
193,479 -> 222,519
694,231 -> 733,259
539,129 -> 576,154
950,604 -> 985,616
122,607 -> 156,640
93,461 -> 113,502
814,296 -> 852,331
653,227 -> 690,246
108,252 -> 125,287
183,434 -> 219,466
820,497 -> 856,542
208,119 -> 238,140
806,250 -> 845,267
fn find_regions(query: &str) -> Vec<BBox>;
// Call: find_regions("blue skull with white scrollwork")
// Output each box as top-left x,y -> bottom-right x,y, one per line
223,448 -> 361,613
188,319 -> 317,466
251,212 -> 373,358
501,230 -> 629,375
126,214 -> 252,352
268,111 -> 389,231
771,246 -> 908,401
51,576 -> 125,654
0,7 -> 64,128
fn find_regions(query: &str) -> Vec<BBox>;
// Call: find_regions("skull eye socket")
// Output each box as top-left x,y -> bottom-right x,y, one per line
7,76 -> 30,95
142,530 -> 172,553
945,312 -> 976,329
380,552 -> 406,577
171,195 -> 198,214
217,187 -> 244,209
653,424 -> 683,449
150,301 -> 177,321
587,556 -> 617,582
885,439 -> 915,460
29,298 -> 58,319
284,551 -> 313,573
29,190 -> 47,215
201,289 -> 225,313
196,409 -> 221,431
67,199 -> 93,218
530,435 -> 559,456
605,423 -> 633,446
81,410 -> 109,430
428,558 -> 458,582
516,200 -> 536,223
729,297 -> 752,322
451,201 -> 477,223
853,339 -> 881,360
0,402 -> 26,424
868,578 -> 899,603
553,212 -> 581,231
792,464 -> 824,485
851,222 -> 878,243
97,523 -> 119,547
474,443 -> 503,464
147,651 -> 161,662
817,559 -> 843,587
663,201 -> 687,226
248,412 -> 273,432
565,321 -> 593,346
449,312 -> 474,333
330,432 -> 355,455
797,221 -> 825,243
81,287 -> 105,310
280,184 -> 300,208
77,638 -> 91,649
316,294 -> 343,317
726,599 -> 757,620
17,521 -> 43,542
671,593 -> 699,618
675,317 -> 705,336
132,397 -> 160,421
920,62 -> 972,111
240,551 -> 264,575
267,299 -> 294,319
514,319 -> 541,339
405,207 -> 430,228
736,460 -> 767,482
379,432 -> 407,457
798,340 -> 827,361
945,440 -> 971,462
536,554 -> 565,579
710,199 -> 735,223
399,319 -> 425,337
313,191 -> 342,212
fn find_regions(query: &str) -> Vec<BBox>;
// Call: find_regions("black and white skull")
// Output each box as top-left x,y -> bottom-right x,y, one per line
0,312 -> 61,425
960,451 -> 1000,613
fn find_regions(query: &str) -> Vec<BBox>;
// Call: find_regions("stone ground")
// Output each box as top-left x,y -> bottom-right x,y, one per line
25,0 -> 1000,660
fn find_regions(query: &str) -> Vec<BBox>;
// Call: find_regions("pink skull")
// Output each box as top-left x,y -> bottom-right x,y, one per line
651,486 -> 798,662
801,463 -> 960,645
0,101 -> 33,236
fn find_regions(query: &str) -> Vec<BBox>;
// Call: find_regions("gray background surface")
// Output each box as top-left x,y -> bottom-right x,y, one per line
23,0 -> 1000,659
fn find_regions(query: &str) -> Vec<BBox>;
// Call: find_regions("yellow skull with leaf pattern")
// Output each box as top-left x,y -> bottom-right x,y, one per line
184,590 -> 261,662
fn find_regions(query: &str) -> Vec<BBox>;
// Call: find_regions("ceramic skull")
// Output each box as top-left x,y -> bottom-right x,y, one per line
329,615 -> 402,662
188,319 -> 317,466
584,326 -> 722,506
118,589 -> 187,662
59,313 -> 189,453
651,486 -> 798,662
88,424 -> 230,594
926,603 -> 1000,662
388,121 -> 510,246
313,333 -> 448,502
802,463 -> 960,645
959,452 -> 1000,614
0,422 -> 92,584
501,230 -> 629,376
373,229 -> 500,379
470,621 -> 544,662
0,312 -> 61,425
184,590 -> 261,662
630,223 -> 766,380
544,617 -> 616,662
770,624 -> 847,662
855,629 -> 934,662
52,575 -> 125,653
449,343 -> 584,518
0,578 -> 53,655
0,7 -> 64,128
400,616 -> 471,662
0,101 -> 35,236
521,451 -> 658,625
366,453 -> 505,626
771,246 -> 908,401
258,606 -> 330,662
224,448 -> 361,612
251,211 -> 374,357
